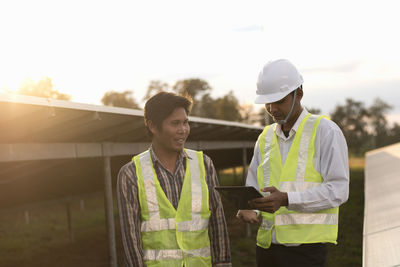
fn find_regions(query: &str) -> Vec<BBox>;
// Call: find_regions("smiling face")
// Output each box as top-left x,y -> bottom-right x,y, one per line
149,107 -> 190,153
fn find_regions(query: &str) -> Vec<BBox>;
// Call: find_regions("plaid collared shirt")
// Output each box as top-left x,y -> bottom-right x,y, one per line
117,147 -> 232,267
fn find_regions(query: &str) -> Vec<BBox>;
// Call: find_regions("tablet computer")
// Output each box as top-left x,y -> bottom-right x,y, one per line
214,186 -> 264,210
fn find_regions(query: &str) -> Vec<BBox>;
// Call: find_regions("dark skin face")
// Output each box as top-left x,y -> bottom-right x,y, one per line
236,88 -> 304,220
265,87 -> 304,132
147,107 -> 190,173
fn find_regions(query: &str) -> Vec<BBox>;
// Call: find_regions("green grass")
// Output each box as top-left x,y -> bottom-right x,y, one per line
0,193 -> 120,267
0,169 -> 364,266
326,168 -> 364,267
219,168 -> 364,267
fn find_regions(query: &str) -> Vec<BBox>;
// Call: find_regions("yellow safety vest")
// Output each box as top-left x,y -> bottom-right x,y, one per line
256,114 -> 339,249
134,149 -> 212,267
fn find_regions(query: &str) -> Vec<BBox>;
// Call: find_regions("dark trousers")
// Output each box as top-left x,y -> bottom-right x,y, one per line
256,243 -> 327,267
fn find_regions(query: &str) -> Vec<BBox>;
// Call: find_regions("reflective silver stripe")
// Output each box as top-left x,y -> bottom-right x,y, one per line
260,218 -> 274,230
138,149 -> 210,249
295,115 -> 318,183
184,246 -> 211,258
185,149 -> 202,213
143,179 -> 159,212
138,151 -> 159,213
144,249 -> 183,261
138,151 -> 170,233
177,214 -> 208,231
143,212 -> 209,232
276,213 -> 338,226
261,126 -> 275,188
141,216 -> 175,232
279,181 -> 320,192
143,246 -> 211,261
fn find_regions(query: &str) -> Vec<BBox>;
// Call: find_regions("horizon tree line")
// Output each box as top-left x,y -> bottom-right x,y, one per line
7,76 -> 400,155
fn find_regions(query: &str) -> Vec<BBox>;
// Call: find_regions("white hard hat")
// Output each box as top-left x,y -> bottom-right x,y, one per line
255,59 -> 303,104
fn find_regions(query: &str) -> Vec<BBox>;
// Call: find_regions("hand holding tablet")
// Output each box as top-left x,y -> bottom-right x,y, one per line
214,186 -> 264,210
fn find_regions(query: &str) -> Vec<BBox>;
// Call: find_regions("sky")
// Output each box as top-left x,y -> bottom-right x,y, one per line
1,0 -> 400,124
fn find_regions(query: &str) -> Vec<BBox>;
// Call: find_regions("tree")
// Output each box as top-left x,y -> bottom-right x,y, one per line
173,78 -> 211,99
237,104 -> 268,126
330,97 -> 399,154
197,93 -> 217,119
101,90 -> 140,109
173,78 -> 211,116
143,80 -> 170,101
388,123 -> 400,145
330,98 -> 370,155
368,98 -> 392,148
214,91 -> 242,122
240,104 -> 255,124
18,77 -> 70,100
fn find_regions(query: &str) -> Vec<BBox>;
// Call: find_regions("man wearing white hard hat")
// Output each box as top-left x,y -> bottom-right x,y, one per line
237,59 -> 349,267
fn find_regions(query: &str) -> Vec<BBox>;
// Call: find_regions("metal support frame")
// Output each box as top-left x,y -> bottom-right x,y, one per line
0,94 -> 265,267
66,200 -> 74,242
0,141 -> 255,162
242,147 -> 252,237
242,147 -> 248,184
0,141 -> 257,266
102,143 -> 118,267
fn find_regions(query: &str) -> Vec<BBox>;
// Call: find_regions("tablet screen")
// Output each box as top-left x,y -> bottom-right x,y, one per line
214,186 -> 264,209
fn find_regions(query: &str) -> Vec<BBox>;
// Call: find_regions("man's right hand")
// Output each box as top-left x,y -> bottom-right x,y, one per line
236,209 -> 260,223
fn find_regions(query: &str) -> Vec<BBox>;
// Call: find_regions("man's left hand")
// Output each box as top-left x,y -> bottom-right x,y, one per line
248,186 -> 288,213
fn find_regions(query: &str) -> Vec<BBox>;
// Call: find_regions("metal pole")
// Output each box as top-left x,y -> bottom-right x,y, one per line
242,147 -> 252,237
242,147 -> 247,185
103,143 -> 118,267
80,199 -> 85,211
66,201 -> 74,242
232,167 -> 237,185
25,210 -> 30,225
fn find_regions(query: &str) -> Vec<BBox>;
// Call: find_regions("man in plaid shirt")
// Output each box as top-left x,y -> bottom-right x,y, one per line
117,92 -> 232,267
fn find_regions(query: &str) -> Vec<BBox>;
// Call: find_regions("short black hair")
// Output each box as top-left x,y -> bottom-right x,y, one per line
291,85 -> 303,97
144,91 -> 192,137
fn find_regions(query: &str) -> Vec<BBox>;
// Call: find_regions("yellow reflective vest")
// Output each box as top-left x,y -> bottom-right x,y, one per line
256,114 -> 339,248
133,149 -> 212,267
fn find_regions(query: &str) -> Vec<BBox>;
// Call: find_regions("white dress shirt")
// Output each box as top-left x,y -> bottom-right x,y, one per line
246,108 -> 349,245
